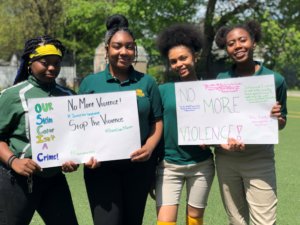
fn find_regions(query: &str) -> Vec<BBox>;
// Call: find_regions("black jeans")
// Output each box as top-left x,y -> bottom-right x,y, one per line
84,159 -> 156,225
0,165 -> 78,225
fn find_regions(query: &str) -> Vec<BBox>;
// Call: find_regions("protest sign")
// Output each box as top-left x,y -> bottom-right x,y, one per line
28,91 -> 141,168
175,75 -> 278,145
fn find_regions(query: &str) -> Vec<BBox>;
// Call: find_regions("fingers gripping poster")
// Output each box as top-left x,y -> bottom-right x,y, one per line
28,91 -> 141,168
175,75 -> 278,145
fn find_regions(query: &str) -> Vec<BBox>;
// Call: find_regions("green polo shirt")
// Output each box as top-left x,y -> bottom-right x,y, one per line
217,61 -> 287,118
159,82 -> 212,165
0,75 -> 74,176
79,65 -> 162,144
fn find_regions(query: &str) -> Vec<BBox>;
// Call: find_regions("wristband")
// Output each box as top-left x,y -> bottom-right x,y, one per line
7,155 -> 17,169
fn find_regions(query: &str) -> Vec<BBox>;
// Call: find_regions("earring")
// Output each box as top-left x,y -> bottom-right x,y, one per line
105,45 -> 109,65
105,54 -> 108,65
134,46 -> 138,65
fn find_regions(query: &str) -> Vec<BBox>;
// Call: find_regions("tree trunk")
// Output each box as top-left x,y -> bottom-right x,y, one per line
200,0 -> 216,79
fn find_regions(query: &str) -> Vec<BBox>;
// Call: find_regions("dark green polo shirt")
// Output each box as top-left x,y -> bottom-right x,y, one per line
159,82 -> 212,165
79,65 -> 162,144
0,75 -> 74,176
217,61 -> 287,118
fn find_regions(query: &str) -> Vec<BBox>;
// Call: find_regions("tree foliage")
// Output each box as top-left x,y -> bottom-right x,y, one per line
0,0 -> 63,59
261,12 -> 300,87
61,0 -> 113,76
278,0 -> 300,29
0,0 -> 299,86
126,0 -> 203,61
200,0 -> 266,79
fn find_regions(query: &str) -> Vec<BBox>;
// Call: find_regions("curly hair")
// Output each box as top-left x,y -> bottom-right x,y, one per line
215,20 -> 262,49
156,23 -> 203,59
14,35 -> 65,84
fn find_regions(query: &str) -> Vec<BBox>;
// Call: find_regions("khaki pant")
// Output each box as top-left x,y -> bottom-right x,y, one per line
215,145 -> 277,225
156,157 -> 215,208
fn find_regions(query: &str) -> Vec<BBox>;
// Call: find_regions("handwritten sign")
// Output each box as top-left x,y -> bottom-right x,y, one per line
28,91 -> 141,168
175,75 -> 278,145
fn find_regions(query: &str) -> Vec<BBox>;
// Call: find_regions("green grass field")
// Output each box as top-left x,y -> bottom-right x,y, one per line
31,96 -> 300,225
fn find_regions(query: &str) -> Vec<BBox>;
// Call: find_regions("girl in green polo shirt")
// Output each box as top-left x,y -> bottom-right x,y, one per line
79,14 -> 163,225
214,20 -> 287,225
0,36 -> 78,225
155,23 -> 215,225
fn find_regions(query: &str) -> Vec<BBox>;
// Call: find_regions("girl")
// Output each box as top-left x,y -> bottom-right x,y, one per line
79,14 -> 163,225
215,20 -> 287,225
155,23 -> 215,225
0,35 -> 78,225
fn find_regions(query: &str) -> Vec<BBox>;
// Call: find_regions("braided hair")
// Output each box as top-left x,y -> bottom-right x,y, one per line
156,23 -> 203,59
104,14 -> 138,63
215,20 -> 262,49
14,35 -> 65,84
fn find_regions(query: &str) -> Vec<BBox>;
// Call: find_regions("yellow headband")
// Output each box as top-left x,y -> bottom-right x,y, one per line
29,44 -> 62,60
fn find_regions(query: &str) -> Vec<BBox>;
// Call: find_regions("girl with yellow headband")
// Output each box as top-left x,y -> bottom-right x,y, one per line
0,35 -> 79,225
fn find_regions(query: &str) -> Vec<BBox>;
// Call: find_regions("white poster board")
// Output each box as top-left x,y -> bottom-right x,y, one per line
175,75 -> 278,145
28,91 -> 141,168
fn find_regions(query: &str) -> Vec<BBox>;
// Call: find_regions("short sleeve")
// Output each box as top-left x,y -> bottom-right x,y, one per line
148,77 -> 163,123
78,77 -> 87,94
276,79 -> 288,119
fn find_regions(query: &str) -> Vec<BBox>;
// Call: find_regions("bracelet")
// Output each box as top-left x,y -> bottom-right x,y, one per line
7,155 -> 17,169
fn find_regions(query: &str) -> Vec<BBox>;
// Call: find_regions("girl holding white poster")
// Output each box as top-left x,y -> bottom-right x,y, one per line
155,23 -> 215,225
215,20 -> 287,225
79,14 -> 163,225
0,36 -> 78,224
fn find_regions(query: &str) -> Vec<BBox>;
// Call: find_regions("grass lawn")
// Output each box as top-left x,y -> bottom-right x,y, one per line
30,96 -> 300,224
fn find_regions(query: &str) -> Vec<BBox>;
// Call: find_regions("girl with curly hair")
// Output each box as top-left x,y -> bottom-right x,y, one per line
155,23 -> 215,225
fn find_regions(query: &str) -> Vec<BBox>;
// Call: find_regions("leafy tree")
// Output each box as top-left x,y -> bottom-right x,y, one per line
61,0 -> 113,76
1,0 -> 300,87
126,0 -> 203,62
278,0 -> 300,30
200,0 -> 265,79
124,0 -> 204,83
61,0 -> 203,77
0,0 -> 63,60
261,12 -> 300,87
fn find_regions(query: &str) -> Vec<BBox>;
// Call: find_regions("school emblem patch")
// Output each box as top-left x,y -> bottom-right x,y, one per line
136,89 -> 145,97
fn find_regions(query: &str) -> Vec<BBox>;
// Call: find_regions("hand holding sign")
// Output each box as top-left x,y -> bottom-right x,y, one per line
84,157 -> 101,169
28,91 -> 141,168
175,75 -> 278,145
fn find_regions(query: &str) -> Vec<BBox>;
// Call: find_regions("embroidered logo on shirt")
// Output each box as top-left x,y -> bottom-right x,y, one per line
136,89 -> 145,97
